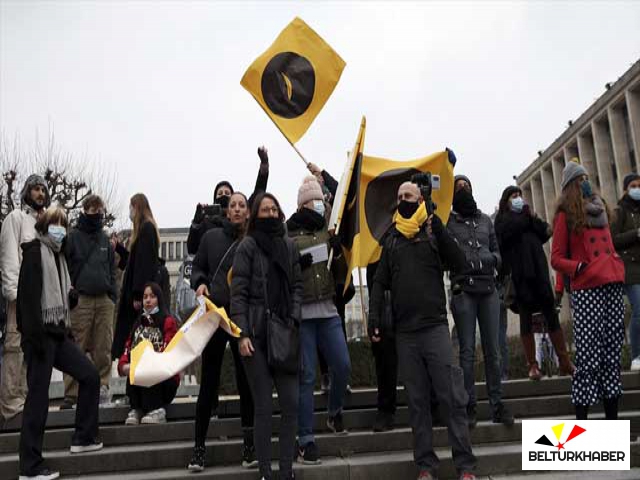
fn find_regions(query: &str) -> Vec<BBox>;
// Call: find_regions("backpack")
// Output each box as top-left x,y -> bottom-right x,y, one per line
175,255 -> 198,323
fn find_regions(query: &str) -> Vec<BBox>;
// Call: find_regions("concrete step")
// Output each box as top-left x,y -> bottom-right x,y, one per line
55,439 -> 640,480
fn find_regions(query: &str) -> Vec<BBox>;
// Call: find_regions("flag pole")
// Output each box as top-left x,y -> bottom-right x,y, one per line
357,267 -> 368,334
287,139 -> 310,166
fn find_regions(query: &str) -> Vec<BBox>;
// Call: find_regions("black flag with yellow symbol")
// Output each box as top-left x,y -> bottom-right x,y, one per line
337,151 -> 455,283
241,17 -> 346,145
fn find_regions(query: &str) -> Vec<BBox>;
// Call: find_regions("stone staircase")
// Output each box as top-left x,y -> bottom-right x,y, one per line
1,373 -> 638,479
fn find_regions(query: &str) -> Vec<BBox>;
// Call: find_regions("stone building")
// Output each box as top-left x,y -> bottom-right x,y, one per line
158,227 -> 189,287
517,59 -> 640,229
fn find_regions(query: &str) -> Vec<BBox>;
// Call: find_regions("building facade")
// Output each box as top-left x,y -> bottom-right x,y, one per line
158,227 -> 189,288
517,60 -> 640,228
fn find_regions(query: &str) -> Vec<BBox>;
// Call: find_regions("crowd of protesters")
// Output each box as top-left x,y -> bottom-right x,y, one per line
0,149 -> 636,480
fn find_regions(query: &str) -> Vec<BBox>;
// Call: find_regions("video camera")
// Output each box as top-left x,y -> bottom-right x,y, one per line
202,204 -> 222,219
410,172 -> 440,215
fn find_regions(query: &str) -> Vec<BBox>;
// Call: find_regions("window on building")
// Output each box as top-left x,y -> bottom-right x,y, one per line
161,242 -> 167,259
175,241 -> 182,260
169,242 -> 174,260
183,242 -> 188,258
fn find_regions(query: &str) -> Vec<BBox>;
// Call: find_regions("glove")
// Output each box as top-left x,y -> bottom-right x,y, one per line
193,204 -> 204,224
258,146 -> 269,164
299,253 -> 313,270
328,234 -> 342,253
446,147 -> 457,167
430,214 -> 444,236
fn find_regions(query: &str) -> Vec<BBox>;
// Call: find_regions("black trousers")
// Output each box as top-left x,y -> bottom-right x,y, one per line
20,333 -> 100,475
194,329 -> 254,447
396,325 -> 476,476
242,342 -> 298,480
371,335 -> 398,414
127,378 -> 178,413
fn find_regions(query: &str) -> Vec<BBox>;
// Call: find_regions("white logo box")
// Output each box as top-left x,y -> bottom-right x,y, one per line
522,420 -> 630,471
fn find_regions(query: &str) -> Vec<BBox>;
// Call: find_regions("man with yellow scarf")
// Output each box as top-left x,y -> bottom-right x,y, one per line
369,182 -> 477,480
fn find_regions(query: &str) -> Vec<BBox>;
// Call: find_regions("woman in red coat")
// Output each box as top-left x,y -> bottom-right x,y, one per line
118,282 -> 179,425
551,160 -> 625,420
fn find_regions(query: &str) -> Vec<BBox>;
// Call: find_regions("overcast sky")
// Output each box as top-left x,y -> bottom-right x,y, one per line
2,1 -> 640,229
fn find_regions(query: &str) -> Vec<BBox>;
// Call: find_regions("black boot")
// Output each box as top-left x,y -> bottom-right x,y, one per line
603,397 -> 619,420
575,405 -> 589,420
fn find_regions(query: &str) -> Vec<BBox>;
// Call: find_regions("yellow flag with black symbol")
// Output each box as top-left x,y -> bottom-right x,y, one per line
338,151 -> 455,277
241,17 -> 346,144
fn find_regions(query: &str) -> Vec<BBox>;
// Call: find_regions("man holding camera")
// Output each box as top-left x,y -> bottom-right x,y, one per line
447,175 -> 514,428
369,181 -> 476,480
187,146 -> 270,255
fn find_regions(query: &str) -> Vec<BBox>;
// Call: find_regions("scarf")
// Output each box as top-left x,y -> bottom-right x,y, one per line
393,201 -> 428,239
287,208 -> 325,232
584,195 -> 608,228
249,219 -> 292,319
38,234 -> 71,329
78,213 -> 103,234
452,188 -> 478,218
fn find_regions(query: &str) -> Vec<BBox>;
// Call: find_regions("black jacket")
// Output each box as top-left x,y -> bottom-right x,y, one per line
187,165 -> 269,255
369,222 -> 464,334
230,235 -> 303,343
191,220 -> 241,311
17,240 -> 68,352
65,225 -> 116,302
113,221 -> 159,360
446,210 -> 501,294
494,210 -> 554,312
611,195 -> 640,285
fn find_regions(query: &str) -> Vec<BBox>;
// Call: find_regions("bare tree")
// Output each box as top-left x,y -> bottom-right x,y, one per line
0,130 -> 121,227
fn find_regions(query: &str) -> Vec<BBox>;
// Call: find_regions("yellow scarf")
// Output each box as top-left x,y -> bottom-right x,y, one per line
393,202 -> 428,239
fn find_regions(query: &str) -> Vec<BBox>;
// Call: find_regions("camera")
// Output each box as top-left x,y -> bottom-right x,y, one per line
410,172 -> 440,215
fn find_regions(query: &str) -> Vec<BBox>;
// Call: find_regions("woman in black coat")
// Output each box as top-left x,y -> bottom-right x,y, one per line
112,193 -> 159,360
494,186 -> 574,380
231,193 -> 303,480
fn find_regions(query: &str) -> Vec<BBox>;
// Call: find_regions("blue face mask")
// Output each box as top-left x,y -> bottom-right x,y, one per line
581,180 -> 593,198
312,200 -> 325,217
629,188 -> 640,201
510,197 -> 524,213
48,225 -> 66,244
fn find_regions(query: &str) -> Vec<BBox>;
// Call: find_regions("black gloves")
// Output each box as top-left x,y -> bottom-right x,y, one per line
258,146 -> 269,164
194,204 -> 204,224
300,253 -> 313,270
430,214 -> 444,236
329,234 -> 342,253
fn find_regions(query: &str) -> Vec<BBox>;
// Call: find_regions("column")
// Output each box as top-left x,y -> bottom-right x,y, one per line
577,131 -> 600,189
563,145 -> 578,164
521,181 -> 533,208
541,165 -> 556,222
592,120 -> 618,205
626,89 -> 640,165
551,155 -> 564,196
531,173 -> 546,222
609,106 -> 633,192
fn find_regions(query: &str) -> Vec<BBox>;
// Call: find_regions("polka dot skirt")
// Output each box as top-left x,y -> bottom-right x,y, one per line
571,283 -> 625,406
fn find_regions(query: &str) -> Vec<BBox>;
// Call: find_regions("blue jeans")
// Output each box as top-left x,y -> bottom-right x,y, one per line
625,284 -> 640,359
298,316 -> 351,446
451,290 -> 503,412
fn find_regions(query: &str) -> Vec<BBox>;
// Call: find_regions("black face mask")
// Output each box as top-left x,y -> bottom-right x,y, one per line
79,212 -> 104,232
452,188 -> 477,217
216,195 -> 230,210
397,200 -> 420,219
254,217 -> 284,236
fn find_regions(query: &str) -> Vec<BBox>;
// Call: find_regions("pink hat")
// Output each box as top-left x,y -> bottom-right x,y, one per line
297,176 -> 324,208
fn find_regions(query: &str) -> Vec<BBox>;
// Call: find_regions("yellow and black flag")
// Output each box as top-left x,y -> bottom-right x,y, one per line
241,17 -> 346,144
337,150 -> 455,278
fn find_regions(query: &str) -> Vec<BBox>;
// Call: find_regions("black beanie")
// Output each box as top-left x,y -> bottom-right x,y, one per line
213,181 -> 234,201
623,173 -> 640,191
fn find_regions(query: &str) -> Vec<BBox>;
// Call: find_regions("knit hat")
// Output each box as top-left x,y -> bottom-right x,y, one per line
560,158 -> 588,190
623,173 -> 640,191
297,176 -> 324,208
454,175 -> 472,192
213,180 -> 234,201
20,174 -> 50,207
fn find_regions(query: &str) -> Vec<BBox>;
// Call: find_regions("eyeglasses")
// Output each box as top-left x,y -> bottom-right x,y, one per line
259,206 -> 279,215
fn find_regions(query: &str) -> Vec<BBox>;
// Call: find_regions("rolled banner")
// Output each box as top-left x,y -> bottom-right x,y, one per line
129,296 -> 241,387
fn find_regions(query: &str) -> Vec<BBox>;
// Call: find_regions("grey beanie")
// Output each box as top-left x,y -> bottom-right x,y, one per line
561,161 -> 588,191
20,174 -> 51,207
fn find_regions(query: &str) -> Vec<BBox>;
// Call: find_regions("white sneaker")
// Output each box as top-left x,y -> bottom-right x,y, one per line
99,385 -> 112,406
141,407 -> 166,424
125,409 -> 141,425
19,469 -> 60,480
631,356 -> 640,371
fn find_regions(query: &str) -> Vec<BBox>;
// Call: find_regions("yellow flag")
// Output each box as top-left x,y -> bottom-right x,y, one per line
241,17 -> 346,144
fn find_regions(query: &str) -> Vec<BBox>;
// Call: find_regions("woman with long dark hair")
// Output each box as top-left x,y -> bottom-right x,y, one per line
118,282 -> 179,425
112,194 -> 160,360
231,192 -> 303,480
494,185 -> 574,380
551,160 -> 625,420
187,192 -> 257,472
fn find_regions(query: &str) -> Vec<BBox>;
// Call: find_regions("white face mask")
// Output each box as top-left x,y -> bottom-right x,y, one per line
48,225 -> 67,244
143,305 -> 159,315
312,200 -> 325,217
